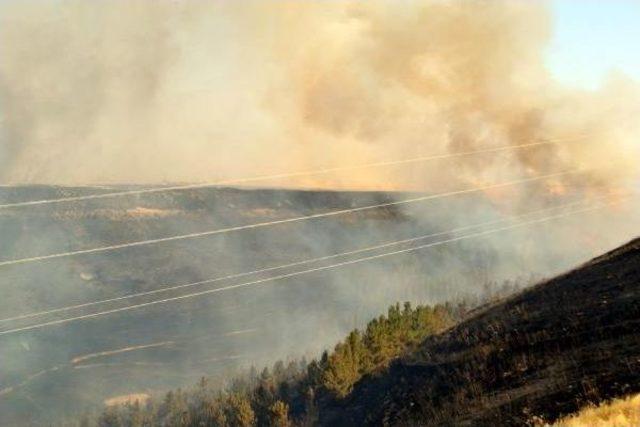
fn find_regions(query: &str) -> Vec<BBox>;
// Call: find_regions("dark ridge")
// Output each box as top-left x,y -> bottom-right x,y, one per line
320,237 -> 640,426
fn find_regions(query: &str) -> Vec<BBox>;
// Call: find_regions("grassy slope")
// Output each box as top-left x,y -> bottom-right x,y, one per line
320,238 -> 640,426
551,393 -> 640,427
79,237 -> 640,426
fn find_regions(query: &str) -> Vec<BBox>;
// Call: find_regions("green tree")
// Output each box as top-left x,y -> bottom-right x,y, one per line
201,395 -> 227,427
323,330 -> 368,397
81,300 -> 462,427
126,401 -> 144,427
98,406 -> 121,427
268,400 -> 291,427
226,394 -> 256,427
158,389 -> 190,426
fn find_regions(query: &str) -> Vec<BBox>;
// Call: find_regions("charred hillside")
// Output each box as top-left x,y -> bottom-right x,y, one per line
321,237 -> 640,426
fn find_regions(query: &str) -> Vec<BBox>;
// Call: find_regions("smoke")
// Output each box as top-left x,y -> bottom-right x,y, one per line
1,2 -> 640,423
0,0 -> 638,193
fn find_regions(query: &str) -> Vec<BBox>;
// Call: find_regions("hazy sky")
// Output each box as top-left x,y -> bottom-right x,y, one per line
0,0 -> 639,187
547,0 -> 640,89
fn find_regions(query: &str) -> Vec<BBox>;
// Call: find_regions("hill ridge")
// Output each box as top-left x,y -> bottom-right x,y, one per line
320,237 -> 640,426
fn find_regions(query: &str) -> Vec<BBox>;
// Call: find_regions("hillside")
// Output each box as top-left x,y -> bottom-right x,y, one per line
2,185 -> 571,425
321,237 -> 640,425
2,185 -> 637,425
551,392 -> 640,426
78,237 -> 640,427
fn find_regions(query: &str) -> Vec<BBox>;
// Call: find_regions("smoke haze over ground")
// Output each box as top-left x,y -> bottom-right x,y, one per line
1,1 -> 640,425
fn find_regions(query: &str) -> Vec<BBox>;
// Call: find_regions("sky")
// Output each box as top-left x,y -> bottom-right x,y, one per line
547,0 -> 640,90
0,0 -> 639,187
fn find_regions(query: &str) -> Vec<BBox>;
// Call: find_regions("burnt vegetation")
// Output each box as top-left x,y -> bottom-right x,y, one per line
78,238 -> 640,426
85,302 -> 461,427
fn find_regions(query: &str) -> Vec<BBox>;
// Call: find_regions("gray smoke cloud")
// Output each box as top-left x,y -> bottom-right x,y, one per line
0,0 -> 638,195
1,1 -> 640,424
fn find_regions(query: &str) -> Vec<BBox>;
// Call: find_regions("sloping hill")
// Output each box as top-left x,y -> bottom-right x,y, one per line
321,238 -> 640,426
1,185 -> 546,425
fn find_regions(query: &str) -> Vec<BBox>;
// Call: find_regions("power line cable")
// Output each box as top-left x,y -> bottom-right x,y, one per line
0,195 -> 604,324
0,136 -> 584,210
0,199 -> 616,337
0,169 -> 585,268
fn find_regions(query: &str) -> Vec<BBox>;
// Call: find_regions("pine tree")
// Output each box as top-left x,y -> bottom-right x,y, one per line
80,300 -> 461,427
323,330 -> 367,397
268,400 -> 291,427
158,389 -> 190,426
226,394 -> 256,427
127,401 -> 144,427
201,395 -> 227,427
303,386 -> 318,427
98,406 -> 121,427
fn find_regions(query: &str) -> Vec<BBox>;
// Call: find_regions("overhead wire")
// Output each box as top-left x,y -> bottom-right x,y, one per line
0,169 -> 586,268
0,198 -> 619,337
0,194 -> 608,324
0,136 -> 584,210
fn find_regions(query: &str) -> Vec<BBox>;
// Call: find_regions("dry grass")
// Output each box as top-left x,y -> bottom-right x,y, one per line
104,393 -> 150,407
552,394 -> 640,427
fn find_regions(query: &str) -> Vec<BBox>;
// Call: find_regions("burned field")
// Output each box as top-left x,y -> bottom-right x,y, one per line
321,238 -> 640,426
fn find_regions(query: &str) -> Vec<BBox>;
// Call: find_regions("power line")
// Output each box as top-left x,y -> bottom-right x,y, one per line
0,200 -> 614,336
0,136 -> 584,210
0,196 -> 601,324
0,169 -> 585,268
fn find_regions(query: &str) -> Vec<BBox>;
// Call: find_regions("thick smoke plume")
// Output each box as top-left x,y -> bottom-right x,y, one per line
0,0 -> 638,193
1,3 -> 640,424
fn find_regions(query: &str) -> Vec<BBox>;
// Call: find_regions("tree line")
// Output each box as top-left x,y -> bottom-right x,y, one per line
76,302 -> 454,426
75,277 -> 528,426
